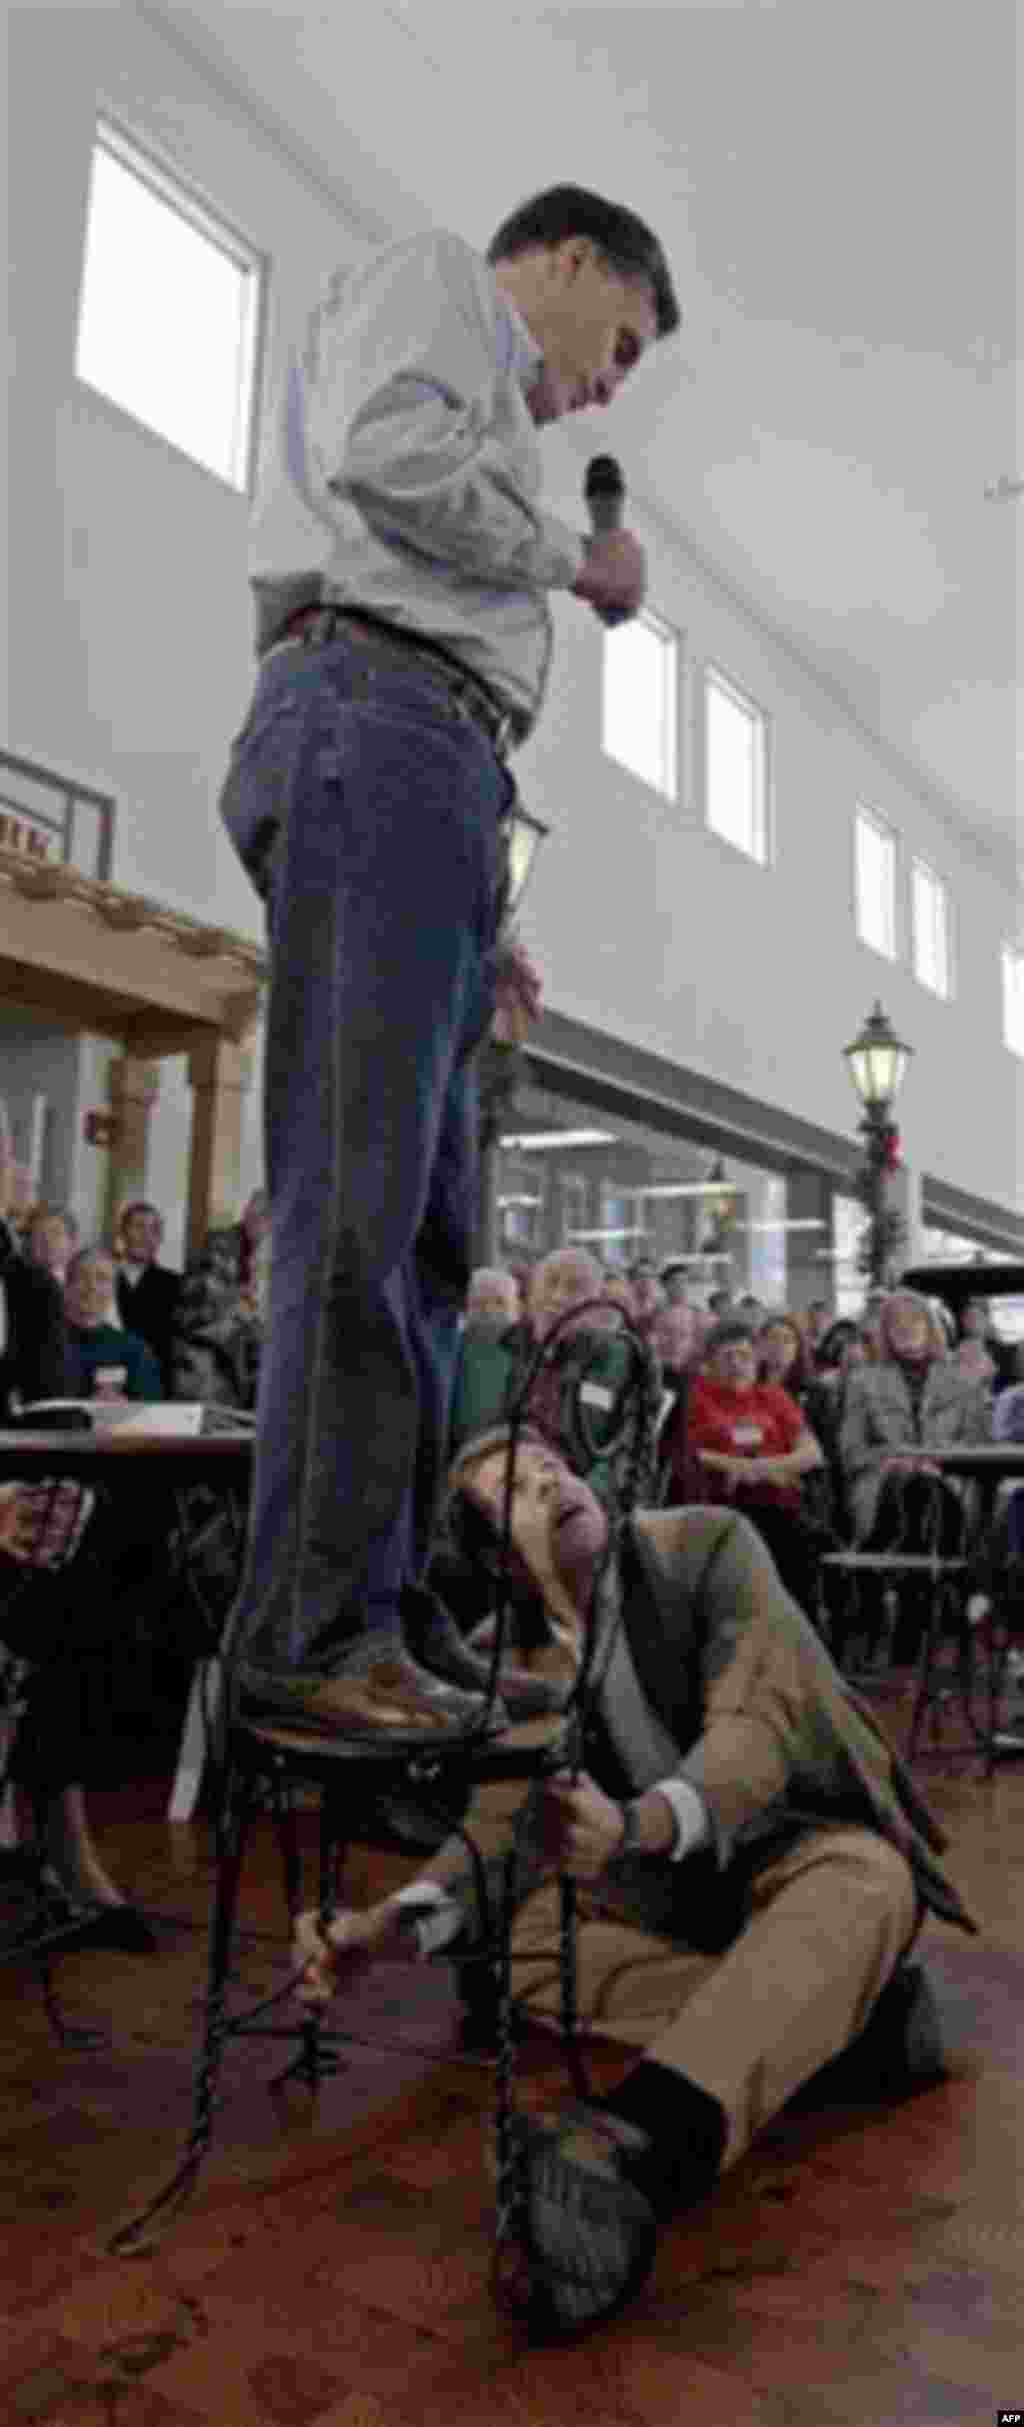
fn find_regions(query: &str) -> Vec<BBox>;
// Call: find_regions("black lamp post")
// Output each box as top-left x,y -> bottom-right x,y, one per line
842,1001 -> 913,1288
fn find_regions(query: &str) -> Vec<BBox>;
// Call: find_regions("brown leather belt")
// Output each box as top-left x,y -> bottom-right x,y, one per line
271,603 -> 516,760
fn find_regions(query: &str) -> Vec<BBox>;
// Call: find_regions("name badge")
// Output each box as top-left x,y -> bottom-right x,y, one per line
580,1382 -> 614,1412
731,1423 -> 763,1450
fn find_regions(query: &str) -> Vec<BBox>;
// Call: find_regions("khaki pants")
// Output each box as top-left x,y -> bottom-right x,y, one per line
467,1779 -> 918,2168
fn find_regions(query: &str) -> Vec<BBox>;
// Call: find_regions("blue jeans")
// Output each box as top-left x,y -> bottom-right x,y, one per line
219,634 -> 509,1675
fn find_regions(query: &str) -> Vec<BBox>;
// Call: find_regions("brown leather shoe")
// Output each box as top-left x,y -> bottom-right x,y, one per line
239,1638 -> 506,1746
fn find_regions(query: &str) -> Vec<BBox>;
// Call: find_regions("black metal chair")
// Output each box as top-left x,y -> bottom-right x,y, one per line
817,1467 -> 1001,1766
108,1307 -> 660,2274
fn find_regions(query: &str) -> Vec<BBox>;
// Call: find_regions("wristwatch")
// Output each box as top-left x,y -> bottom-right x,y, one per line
616,1800 -> 644,1859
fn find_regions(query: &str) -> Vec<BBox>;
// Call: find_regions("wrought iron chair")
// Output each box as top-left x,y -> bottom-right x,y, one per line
109,1305 -> 660,2282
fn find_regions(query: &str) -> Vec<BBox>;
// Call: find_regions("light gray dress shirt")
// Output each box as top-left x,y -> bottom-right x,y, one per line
250,230 -> 587,740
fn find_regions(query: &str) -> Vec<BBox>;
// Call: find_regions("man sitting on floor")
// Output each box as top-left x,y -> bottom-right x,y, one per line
295,1424 -> 974,2340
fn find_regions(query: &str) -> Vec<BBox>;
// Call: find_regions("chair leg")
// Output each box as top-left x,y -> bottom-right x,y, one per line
185,1749 -> 257,2178
908,1597 -> 941,1759
268,1775 -> 349,2095
270,1761 -> 304,1921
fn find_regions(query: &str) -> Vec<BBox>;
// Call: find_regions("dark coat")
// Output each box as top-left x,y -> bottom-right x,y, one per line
116,1263 -> 183,1392
839,1358 -> 991,1539
445,1507 -> 976,1954
0,1224 -> 67,1416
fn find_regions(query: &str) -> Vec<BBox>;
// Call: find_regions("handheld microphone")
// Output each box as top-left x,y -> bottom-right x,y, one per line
584,454 -> 625,535
583,455 -> 631,626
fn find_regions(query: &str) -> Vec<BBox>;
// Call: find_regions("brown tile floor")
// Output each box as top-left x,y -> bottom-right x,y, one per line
2,1685 -> 1023,2427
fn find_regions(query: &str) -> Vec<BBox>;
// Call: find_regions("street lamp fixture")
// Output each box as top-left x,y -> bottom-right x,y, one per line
503,801 -> 551,918
842,1000 -> 913,1112
842,1001 -> 913,1288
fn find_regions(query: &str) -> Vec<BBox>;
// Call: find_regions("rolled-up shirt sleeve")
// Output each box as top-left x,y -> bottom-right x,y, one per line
304,234 -> 584,592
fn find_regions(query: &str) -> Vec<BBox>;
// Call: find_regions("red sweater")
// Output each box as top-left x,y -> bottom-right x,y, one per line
679,1374 -> 806,1512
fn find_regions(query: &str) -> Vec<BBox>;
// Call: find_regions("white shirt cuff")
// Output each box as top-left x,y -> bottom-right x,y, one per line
653,1778 -> 711,1864
391,1881 -> 462,1958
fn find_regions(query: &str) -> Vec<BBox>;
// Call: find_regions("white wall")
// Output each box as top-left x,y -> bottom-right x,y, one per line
518,452 -> 1023,1213
5,1 -> 1021,1233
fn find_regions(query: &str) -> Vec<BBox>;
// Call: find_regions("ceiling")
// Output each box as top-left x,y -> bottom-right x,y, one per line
143,0 -> 1021,875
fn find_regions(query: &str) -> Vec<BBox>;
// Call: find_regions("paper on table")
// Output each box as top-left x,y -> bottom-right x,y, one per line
21,1400 -> 205,1437
103,1403 -> 205,1437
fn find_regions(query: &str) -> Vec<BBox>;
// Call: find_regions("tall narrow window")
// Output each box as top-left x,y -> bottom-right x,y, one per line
703,666 -> 768,862
75,119 -> 262,489
911,859 -> 951,997
601,611 -> 678,798
854,807 -> 897,958
1002,946 -> 1024,1057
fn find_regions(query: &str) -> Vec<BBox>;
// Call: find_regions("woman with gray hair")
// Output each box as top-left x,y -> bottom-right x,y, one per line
838,1288 -> 992,1659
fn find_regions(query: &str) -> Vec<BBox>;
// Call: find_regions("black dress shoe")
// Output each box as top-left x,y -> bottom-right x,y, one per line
403,1586 -> 567,1720
495,2102 -> 659,2341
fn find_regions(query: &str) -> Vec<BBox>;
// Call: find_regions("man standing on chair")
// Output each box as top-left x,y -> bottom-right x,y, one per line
220,188 -> 679,1744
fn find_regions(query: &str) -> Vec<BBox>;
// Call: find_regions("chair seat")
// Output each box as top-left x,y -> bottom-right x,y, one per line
237,1711 -> 570,1785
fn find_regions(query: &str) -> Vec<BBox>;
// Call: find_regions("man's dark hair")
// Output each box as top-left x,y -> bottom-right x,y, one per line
703,1317 -> 757,1360
486,185 -> 680,340
814,1318 -> 861,1371
120,1200 -> 160,1225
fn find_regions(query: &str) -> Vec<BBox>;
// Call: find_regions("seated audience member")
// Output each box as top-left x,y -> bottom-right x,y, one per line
0,1204 -> 151,1945
525,1250 -> 651,1493
448,1264 -> 529,1478
464,1266 -> 520,1333
757,1312 -> 813,1410
650,1300 -> 698,1394
601,1268 -> 636,1325
969,1361 -> 1024,1616
659,1262 -> 692,1308
0,1483 -> 157,1948
115,1201 -> 183,1394
171,1189 -> 269,1411
64,1248 -> 163,1401
954,1295 -> 998,1388
662,1317 -> 826,1620
805,1299 -> 830,1350
838,1289 -> 991,1659
0,1212 -> 67,1416
24,1208 -> 78,1291
297,1424 -> 970,2342
504,1261 -> 534,1323
450,1248 -> 641,1498
627,1259 -> 664,1341
804,1320 -> 871,1537
840,1289 -> 991,1552
707,1287 -> 732,1319
649,1301 -> 699,1496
